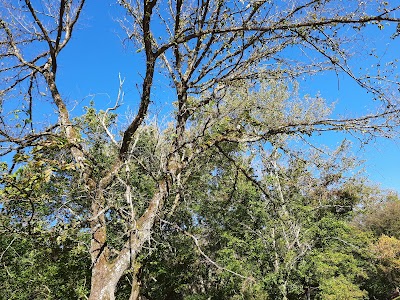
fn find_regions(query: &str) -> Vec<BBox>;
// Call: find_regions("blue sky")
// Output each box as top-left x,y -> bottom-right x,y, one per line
55,1 -> 400,192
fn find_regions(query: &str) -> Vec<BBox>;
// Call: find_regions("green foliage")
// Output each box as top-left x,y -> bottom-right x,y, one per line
131,136 -> 377,300
352,192 -> 400,298
318,276 -> 367,300
1,81 -> 398,300
360,193 -> 400,239
0,125 -> 91,299
0,231 -> 91,299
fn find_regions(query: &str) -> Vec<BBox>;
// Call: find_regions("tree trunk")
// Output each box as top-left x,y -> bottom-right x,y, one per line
89,265 -> 118,300
129,261 -> 142,300
130,284 -> 140,300
89,250 -> 130,300
88,181 -> 167,300
89,248 -> 145,300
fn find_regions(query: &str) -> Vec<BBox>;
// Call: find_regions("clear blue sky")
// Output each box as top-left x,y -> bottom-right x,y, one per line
56,1 -> 400,192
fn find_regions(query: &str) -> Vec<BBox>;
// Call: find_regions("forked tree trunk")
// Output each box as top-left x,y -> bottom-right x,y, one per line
88,181 -> 167,300
89,258 -> 127,300
89,245 -> 133,300
88,236 -> 143,300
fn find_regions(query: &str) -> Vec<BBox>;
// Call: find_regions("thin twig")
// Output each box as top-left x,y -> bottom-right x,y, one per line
159,218 -> 255,282
0,236 -> 17,262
